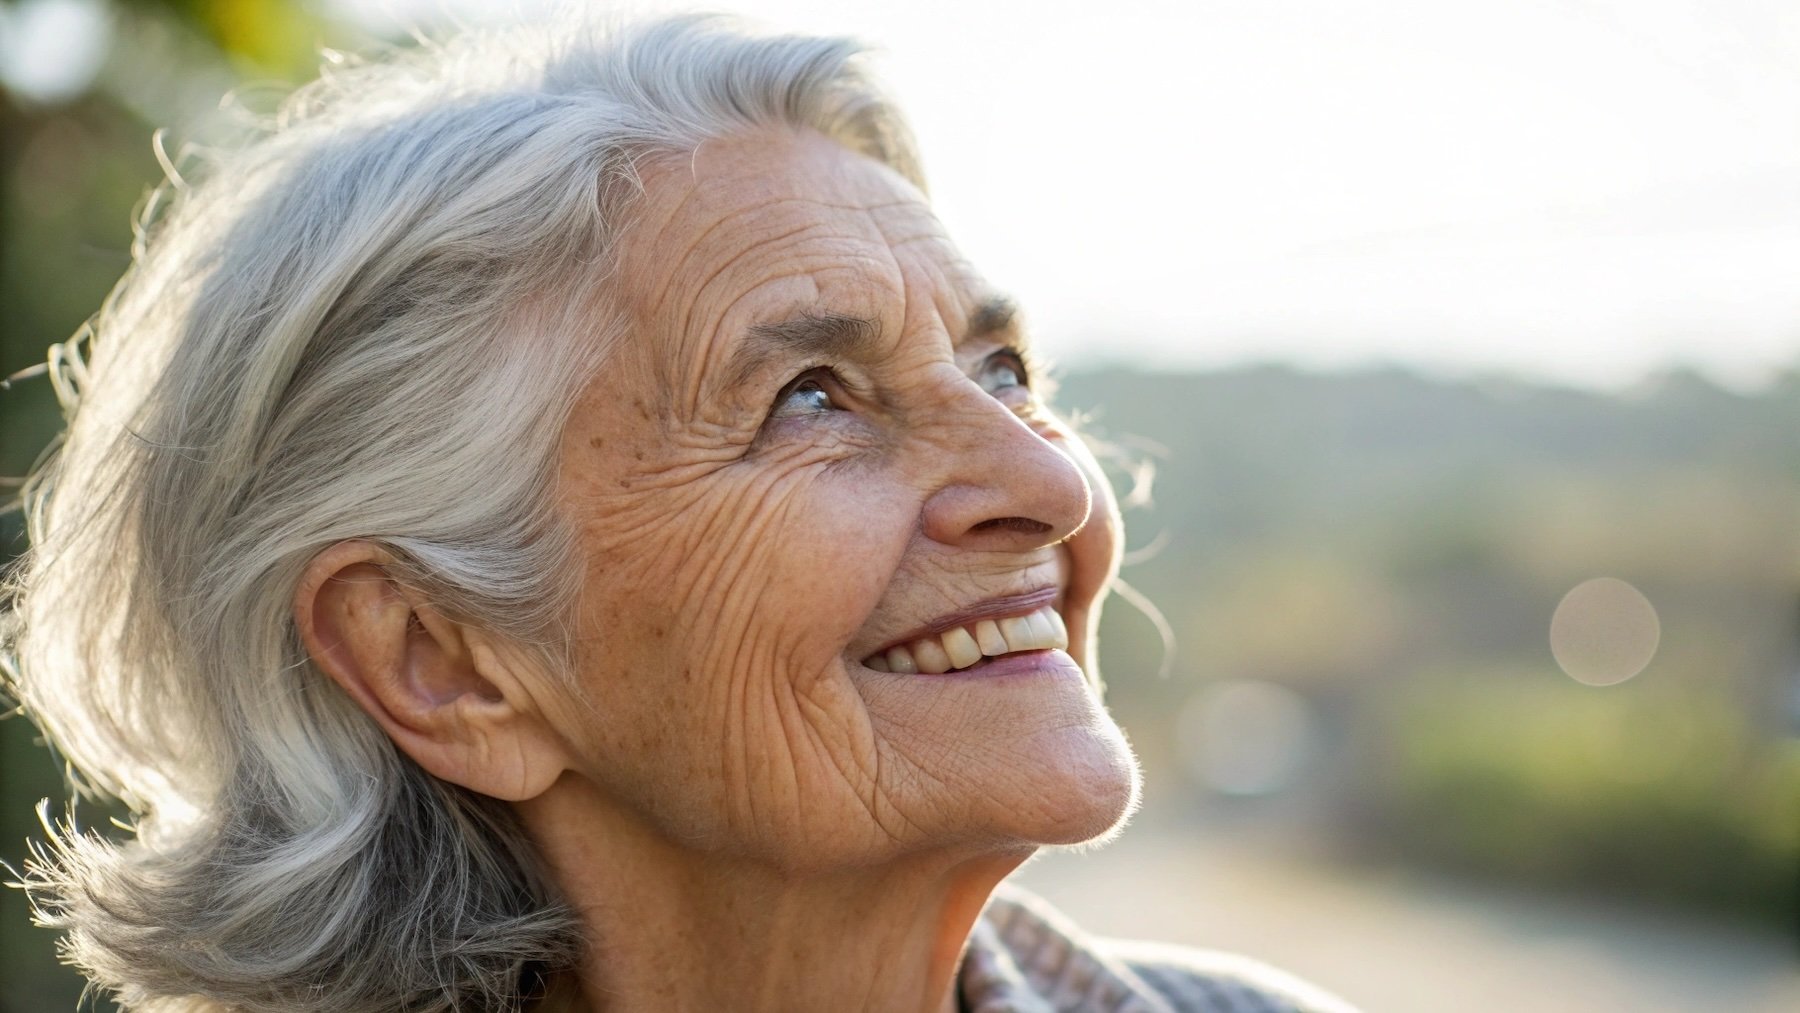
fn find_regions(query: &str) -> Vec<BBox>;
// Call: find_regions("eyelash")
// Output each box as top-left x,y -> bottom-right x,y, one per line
990,345 -> 1036,387
768,366 -> 841,420
763,345 -> 1038,423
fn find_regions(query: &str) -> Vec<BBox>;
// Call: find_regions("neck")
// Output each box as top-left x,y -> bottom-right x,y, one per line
518,778 -> 1030,1013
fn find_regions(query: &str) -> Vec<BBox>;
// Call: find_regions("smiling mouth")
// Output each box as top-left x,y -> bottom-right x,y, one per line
862,605 -> 1068,675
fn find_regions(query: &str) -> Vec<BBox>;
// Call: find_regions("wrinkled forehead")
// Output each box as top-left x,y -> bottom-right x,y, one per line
611,129 -> 983,386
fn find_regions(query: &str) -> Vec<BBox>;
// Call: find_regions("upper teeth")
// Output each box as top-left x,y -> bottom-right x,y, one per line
863,606 -> 1069,675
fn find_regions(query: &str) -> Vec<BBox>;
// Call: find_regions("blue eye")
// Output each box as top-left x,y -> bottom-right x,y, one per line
771,370 -> 838,419
977,351 -> 1029,395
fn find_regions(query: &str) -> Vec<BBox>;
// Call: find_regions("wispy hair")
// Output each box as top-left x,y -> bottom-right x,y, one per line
1,13 -> 922,1011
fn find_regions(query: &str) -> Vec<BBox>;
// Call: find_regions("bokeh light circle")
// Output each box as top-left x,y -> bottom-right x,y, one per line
1177,679 -> 1317,796
1549,577 -> 1660,686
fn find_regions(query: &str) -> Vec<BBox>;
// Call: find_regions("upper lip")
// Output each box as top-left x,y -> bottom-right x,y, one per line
862,585 -> 1060,659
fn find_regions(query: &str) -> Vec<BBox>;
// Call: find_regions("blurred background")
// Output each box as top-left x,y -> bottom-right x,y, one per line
1,0 -> 1795,1010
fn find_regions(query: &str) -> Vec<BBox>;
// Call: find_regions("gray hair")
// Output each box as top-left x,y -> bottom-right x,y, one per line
1,14 -> 922,1012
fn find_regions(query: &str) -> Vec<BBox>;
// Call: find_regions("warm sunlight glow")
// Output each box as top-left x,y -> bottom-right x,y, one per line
341,0 -> 1800,392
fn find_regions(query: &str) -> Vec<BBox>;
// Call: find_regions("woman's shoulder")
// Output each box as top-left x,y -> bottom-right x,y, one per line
1102,937 -> 1357,1013
964,883 -> 1358,1013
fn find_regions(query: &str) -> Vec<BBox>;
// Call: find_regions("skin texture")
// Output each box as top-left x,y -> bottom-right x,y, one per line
297,127 -> 1140,1012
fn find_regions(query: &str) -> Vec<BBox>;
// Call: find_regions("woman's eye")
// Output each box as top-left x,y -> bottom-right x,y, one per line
770,369 -> 839,419
977,351 -> 1030,396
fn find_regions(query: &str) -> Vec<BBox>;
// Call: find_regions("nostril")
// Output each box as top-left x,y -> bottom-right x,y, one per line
971,517 -> 1053,535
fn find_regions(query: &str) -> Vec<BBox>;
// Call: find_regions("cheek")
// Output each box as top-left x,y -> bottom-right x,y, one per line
680,449 -> 914,669
718,486 -> 905,669
558,447 -> 918,820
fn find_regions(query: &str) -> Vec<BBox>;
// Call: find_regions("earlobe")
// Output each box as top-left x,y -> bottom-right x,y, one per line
293,540 -> 570,802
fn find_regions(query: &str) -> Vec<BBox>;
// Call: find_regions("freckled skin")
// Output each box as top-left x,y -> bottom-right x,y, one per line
288,124 -> 1143,1011
503,128 -> 1140,1011
539,128 -> 1138,871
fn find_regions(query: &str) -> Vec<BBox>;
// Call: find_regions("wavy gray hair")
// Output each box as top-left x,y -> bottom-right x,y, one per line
1,14 -> 922,1012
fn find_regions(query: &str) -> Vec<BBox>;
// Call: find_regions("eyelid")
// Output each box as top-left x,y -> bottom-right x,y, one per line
763,363 -> 872,425
766,365 -> 833,417
772,365 -> 830,399
982,344 -> 1035,385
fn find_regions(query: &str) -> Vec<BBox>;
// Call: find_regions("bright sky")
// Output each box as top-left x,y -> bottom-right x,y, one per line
12,0 -> 1800,389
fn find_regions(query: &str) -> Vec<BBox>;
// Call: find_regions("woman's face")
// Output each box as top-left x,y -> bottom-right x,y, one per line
547,128 -> 1138,867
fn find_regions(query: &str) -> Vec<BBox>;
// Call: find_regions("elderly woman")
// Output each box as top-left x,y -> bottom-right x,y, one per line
4,15 -> 1350,1013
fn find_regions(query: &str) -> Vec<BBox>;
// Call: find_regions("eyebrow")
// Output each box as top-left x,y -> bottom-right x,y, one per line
967,296 -> 1018,340
721,295 -> 1022,397
747,311 -> 884,359
715,312 -> 881,399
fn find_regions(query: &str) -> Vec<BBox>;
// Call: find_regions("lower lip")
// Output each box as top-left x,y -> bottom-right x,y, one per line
867,649 -> 1084,681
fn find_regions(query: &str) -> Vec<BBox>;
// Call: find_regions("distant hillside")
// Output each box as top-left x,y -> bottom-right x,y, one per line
1054,363 -> 1798,925
1057,363 -> 1798,554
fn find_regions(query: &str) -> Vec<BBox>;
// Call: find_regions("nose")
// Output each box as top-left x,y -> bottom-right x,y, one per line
917,386 -> 1092,553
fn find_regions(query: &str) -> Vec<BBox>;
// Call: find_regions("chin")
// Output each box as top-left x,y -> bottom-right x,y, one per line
985,712 -> 1143,849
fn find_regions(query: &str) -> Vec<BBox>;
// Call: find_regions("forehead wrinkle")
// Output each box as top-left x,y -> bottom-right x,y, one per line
887,234 -> 973,340
867,196 -> 944,218
673,239 -> 904,424
869,205 -> 951,246
644,154 -> 928,423
858,196 -> 931,215
874,215 -> 1003,343
653,196 -> 897,367
668,221 -> 827,419
625,158 -> 715,316
703,256 -> 904,411
641,194 -> 811,335
881,221 -> 953,245
886,242 -> 1017,357
698,200 -> 909,376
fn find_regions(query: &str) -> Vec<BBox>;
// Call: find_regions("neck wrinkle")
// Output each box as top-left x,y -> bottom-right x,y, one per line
517,776 -> 1032,1013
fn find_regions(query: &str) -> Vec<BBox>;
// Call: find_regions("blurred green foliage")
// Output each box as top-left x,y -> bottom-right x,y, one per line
1059,365 -> 1798,931
1387,676 -> 1798,923
1,0 -> 364,1004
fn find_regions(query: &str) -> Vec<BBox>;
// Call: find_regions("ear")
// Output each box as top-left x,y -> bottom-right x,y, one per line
293,540 -> 570,801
